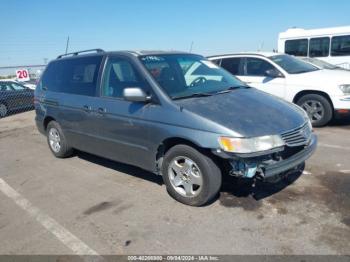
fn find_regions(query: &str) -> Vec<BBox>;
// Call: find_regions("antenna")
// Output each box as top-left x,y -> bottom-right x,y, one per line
65,36 -> 70,54
189,41 -> 194,53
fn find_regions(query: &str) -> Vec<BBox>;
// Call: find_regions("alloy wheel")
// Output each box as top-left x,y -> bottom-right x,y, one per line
48,128 -> 61,153
301,100 -> 324,123
167,156 -> 203,197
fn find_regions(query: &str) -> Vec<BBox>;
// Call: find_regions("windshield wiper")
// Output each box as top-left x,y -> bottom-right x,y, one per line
214,85 -> 250,94
172,92 -> 213,100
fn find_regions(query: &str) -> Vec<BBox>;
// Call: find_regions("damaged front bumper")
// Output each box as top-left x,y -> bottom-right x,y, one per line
214,134 -> 317,181
262,134 -> 317,178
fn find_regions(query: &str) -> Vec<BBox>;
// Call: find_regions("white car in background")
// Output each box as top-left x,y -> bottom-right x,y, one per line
208,52 -> 350,126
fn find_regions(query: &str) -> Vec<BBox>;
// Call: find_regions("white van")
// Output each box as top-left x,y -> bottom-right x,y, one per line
278,26 -> 350,69
208,52 -> 350,127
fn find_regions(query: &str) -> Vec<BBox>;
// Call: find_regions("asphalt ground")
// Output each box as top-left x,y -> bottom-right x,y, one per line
0,111 -> 349,255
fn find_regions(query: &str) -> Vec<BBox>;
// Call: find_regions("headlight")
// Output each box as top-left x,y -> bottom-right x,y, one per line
339,84 -> 350,95
218,135 -> 285,153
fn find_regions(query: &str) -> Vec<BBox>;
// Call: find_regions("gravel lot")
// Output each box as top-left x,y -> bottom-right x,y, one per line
0,111 -> 349,255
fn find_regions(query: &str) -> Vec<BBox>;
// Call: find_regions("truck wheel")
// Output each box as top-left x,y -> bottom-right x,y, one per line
0,103 -> 8,118
161,144 -> 222,206
46,121 -> 73,158
297,94 -> 332,127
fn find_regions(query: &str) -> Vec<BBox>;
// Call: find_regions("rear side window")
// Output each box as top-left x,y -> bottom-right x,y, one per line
42,56 -> 102,96
221,57 -> 242,75
331,35 -> 350,56
245,58 -> 275,76
285,39 -> 308,56
309,37 -> 330,57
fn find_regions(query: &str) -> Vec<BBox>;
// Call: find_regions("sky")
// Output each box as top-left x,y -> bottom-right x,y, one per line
0,0 -> 350,67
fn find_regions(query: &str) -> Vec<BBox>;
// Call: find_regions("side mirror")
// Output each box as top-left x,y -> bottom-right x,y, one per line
123,87 -> 151,102
265,69 -> 283,78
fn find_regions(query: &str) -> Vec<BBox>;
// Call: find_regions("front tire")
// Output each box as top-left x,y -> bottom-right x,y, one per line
297,94 -> 333,127
46,121 -> 73,158
161,144 -> 222,206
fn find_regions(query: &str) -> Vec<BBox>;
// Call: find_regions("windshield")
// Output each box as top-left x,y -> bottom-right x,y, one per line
140,54 -> 247,99
270,55 -> 319,74
302,57 -> 340,70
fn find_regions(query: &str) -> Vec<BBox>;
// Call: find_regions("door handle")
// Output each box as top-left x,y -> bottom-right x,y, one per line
43,99 -> 59,106
83,105 -> 92,112
97,107 -> 106,114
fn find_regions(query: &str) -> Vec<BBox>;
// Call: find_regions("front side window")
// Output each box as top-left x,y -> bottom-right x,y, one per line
42,56 -> 102,96
245,58 -> 275,76
140,54 -> 246,99
331,35 -> 350,56
285,39 -> 308,56
221,57 -> 242,75
101,57 -> 145,98
270,54 -> 318,74
309,37 -> 330,57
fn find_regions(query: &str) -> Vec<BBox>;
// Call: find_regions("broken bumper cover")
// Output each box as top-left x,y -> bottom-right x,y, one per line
262,134 -> 317,178
213,134 -> 317,179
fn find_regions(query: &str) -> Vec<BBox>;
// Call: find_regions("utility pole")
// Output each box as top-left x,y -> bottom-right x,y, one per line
258,41 -> 264,51
65,36 -> 70,54
189,41 -> 194,53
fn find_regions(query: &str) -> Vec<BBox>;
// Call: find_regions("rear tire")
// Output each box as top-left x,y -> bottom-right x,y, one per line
0,103 -> 8,118
297,94 -> 332,127
161,144 -> 222,206
46,121 -> 73,158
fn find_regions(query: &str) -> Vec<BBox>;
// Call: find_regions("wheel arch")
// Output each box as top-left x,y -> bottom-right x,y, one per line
155,137 -> 215,172
293,90 -> 334,110
43,116 -> 56,131
0,100 -> 8,106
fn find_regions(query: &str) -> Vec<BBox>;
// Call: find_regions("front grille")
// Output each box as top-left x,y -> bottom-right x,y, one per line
281,122 -> 312,147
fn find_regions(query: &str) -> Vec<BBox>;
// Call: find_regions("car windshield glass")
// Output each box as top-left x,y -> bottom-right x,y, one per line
10,82 -> 26,90
139,54 -> 247,99
302,57 -> 339,70
270,55 -> 319,74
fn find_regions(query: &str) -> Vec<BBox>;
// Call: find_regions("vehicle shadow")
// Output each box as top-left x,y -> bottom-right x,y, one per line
328,117 -> 350,127
218,169 -> 303,208
76,151 -> 163,185
75,150 -> 303,206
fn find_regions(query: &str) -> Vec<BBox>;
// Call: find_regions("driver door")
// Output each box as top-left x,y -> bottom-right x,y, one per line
240,57 -> 286,99
91,56 -> 153,167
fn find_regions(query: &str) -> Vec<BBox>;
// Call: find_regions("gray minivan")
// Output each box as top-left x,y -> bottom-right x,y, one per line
35,49 -> 317,206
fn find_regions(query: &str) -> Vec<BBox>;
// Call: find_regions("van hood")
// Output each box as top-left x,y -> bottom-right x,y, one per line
174,88 -> 306,137
288,69 -> 350,87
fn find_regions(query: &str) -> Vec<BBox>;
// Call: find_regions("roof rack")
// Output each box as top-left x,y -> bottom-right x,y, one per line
57,49 -> 105,59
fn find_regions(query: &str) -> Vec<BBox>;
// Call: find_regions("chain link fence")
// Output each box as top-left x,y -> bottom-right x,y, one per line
0,65 -> 45,118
